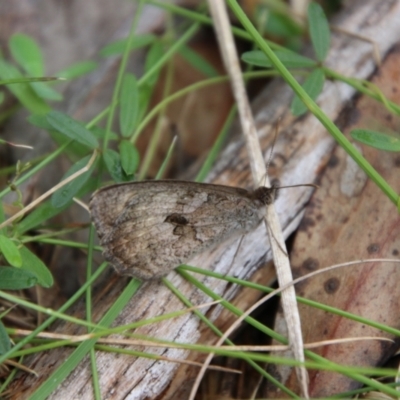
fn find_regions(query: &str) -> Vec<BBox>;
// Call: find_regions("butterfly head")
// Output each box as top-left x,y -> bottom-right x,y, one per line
252,181 -> 279,206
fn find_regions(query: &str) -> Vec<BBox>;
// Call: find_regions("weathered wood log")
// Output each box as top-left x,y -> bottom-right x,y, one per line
7,0 -> 400,398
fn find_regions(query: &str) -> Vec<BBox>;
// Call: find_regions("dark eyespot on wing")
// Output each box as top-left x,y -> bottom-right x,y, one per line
165,213 -> 189,225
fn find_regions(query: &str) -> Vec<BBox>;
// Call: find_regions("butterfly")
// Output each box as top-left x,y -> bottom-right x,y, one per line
89,180 -> 284,279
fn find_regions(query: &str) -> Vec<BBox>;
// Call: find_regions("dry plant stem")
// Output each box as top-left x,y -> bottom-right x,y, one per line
73,196 -> 90,212
14,328 -> 390,352
10,331 -> 239,374
5,141 -> 34,149
207,337 -> 393,352
0,150 -> 98,230
204,1 -> 308,398
5,359 -> 38,376
208,7 -> 265,181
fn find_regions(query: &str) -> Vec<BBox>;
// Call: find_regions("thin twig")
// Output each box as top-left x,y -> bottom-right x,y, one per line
0,150 -> 98,231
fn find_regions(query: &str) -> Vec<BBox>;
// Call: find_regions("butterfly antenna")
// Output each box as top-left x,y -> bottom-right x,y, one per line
278,183 -> 319,189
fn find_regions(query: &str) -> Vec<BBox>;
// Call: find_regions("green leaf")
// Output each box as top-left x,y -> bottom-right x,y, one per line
8,34 -> 62,101
291,68 -> 325,116
264,11 -> 303,39
119,140 -> 140,176
138,41 -> 164,120
308,2 -> 330,62
179,45 -> 219,78
144,41 -> 164,86
241,49 -> 317,69
27,114 -> 119,145
0,60 -> 50,114
46,111 -> 99,149
30,82 -> 62,101
0,235 -> 22,267
103,149 -> 129,183
100,34 -> 155,57
19,246 -> 53,288
9,33 -> 44,76
0,202 -> 5,235
350,129 -> 400,152
27,114 -> 53,130
90,126 -> 119,141
16,201 -> 70,234
0,320 -> 11,355
51,154 -> 97,208
137,85 -> 153,123
0,267 -> 38,290
57,61 -> 98,80
119,73 -> 139,138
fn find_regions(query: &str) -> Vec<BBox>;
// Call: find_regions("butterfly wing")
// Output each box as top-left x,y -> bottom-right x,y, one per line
90,183 -> 142,239
90,181 -> 264,279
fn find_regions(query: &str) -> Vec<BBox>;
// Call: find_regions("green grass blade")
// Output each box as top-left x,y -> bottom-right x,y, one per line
29,279 -> 141,400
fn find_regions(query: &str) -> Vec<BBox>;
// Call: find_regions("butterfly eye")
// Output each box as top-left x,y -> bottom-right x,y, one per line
253,187 -> 276,205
